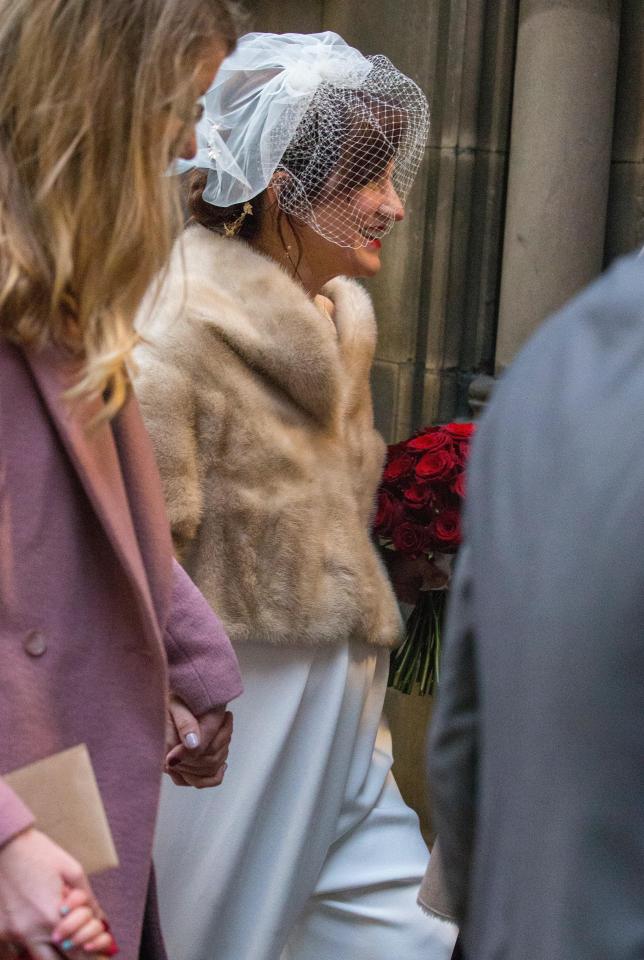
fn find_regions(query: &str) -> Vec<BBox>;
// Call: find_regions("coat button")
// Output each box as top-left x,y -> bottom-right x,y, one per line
23,629 -> 47,657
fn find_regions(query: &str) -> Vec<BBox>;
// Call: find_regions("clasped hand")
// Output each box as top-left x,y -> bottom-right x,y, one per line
385,552 -> 450,606
0,829 -> 115,959
164,695 -> 233,788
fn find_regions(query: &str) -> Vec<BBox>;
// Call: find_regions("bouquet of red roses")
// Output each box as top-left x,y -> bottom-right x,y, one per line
375,421 -> 475,694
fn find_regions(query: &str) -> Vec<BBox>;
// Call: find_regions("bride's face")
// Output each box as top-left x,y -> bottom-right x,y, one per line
301,162 -> 406,280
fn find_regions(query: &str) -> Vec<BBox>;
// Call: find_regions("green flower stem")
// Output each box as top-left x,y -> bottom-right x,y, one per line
388,590 -> 447,696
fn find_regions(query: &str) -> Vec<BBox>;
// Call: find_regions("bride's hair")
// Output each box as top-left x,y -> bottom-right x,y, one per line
0,0 -> 240,418
187,90 -> 405,248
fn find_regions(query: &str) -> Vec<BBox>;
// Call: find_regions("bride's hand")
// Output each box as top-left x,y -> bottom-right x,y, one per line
384,552 -> 450,605
164,696 -> 232,789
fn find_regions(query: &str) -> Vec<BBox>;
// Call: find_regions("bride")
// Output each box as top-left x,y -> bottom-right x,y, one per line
135,30 -> 457,960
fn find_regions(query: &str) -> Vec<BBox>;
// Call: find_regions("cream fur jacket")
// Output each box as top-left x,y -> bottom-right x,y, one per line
134,223 -> 402,649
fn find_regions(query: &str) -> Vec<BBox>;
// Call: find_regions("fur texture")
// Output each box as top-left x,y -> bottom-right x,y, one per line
135,224 -> 402,648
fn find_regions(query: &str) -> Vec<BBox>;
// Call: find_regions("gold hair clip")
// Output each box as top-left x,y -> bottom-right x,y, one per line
224,202 -> 254,237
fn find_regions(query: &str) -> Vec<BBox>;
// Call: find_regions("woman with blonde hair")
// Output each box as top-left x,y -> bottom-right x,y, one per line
0,2 -> 243,959
136,31 -> 458,960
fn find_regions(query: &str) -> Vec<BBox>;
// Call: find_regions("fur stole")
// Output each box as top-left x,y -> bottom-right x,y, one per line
135,224 -> 402,648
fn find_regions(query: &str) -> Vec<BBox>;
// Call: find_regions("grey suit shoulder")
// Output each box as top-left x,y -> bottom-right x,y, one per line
429,250 -> 644,960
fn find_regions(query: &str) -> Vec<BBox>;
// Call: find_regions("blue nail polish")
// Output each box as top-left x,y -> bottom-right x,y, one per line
62,939 -> 74,951
59,904 -> 71,917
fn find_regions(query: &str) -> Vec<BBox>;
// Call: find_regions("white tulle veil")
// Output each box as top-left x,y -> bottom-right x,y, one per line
177,31 -> 430,247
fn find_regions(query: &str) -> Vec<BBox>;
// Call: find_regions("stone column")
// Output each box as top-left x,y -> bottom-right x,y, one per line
605,0 -> 644,262
495,0 -> 621,372
245,0 -> 323,33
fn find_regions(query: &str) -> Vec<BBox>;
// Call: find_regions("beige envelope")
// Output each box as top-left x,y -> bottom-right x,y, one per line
5,744 -> 119,875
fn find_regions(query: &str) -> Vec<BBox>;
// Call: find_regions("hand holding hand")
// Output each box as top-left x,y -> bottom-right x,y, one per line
51,888 -> 118,957
164,696 -> 232,789
0,827 -> 108,960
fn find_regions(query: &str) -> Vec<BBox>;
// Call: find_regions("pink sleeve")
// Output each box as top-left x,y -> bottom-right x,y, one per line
0,779 -> 34,850
163,559 -> 243,716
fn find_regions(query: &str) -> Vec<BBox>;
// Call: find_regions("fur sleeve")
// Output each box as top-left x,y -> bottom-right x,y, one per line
134,347 -> 203,561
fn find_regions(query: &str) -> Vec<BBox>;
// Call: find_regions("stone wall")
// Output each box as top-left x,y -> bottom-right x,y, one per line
605,0 -> 644,268
245,0 -> 642,431
495,0 -> 621,372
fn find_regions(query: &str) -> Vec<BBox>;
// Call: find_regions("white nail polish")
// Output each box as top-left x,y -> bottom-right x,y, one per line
185,732 -> 199,749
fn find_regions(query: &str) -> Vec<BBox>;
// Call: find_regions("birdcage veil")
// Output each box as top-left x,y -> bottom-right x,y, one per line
178,31 -> 430,247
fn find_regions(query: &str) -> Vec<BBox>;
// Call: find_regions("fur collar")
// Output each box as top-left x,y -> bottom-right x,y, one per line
142,224 -> 378,427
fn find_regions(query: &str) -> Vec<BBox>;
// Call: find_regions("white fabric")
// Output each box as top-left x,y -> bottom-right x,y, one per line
174,31 -> 430,247
154,639 -> 457,959
175,32 -> 372,197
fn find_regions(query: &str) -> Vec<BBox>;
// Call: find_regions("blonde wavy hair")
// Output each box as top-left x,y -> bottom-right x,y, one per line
0,0 -> 238,418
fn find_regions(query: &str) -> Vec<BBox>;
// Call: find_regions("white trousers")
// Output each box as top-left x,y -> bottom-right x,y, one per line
154,639 -> 457,960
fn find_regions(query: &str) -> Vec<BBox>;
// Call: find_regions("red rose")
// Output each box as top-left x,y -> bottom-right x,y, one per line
374,490 -> 399,537
415,448 -> 458,482
382,453 -> 415,483
386,440 -> 408,458
450,472 -> 467,498
405,429 -> 449,453
431,510 -> 461,550
392,521 -> 430,559
403,482 -> 433,511
444,422 -> 475,439
430,484 -> 459,514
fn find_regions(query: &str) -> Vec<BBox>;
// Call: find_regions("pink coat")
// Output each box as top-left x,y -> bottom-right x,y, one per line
0,342 -> 242,959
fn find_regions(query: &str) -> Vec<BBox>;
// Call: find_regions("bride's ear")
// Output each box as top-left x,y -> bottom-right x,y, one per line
267,170 -> 290,206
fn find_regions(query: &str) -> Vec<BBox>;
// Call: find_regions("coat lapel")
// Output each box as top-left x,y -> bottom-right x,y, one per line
24,346 -> 161,644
